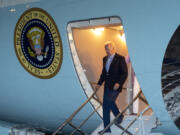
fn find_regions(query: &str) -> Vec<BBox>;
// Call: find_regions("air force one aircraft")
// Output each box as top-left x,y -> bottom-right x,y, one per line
0,0 -> 180,135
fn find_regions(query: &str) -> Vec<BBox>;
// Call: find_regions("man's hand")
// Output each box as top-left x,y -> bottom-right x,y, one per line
113,83 -> 120,90
95,84 -> 101,91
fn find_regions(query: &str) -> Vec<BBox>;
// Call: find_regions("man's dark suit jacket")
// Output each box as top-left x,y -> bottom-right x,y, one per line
98,53 -> 128,92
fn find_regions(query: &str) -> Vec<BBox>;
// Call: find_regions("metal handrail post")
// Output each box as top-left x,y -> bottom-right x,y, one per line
68,122 -> 88,135
115,123 -> 133,135
52,88 -> 99,135
70,105 -> 101,135
121,106 -> 150,135
139,95 -> 148,105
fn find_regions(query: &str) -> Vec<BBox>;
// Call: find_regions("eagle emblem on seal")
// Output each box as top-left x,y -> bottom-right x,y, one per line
26,26 -> 49,61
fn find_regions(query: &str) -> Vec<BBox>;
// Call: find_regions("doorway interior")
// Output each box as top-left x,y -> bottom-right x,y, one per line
67,17 -> 151,117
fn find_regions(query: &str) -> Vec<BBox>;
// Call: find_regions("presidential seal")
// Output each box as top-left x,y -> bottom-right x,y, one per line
14,8 -> 63,79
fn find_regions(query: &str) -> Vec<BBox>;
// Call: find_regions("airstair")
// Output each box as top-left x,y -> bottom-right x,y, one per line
52,83 -> 163,135
92,110 -> 161,135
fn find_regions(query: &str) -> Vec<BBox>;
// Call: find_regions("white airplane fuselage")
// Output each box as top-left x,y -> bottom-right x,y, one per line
0,0 -> 180,134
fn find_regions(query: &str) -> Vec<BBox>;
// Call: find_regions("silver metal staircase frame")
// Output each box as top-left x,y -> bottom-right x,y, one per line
52,83 -> 151,135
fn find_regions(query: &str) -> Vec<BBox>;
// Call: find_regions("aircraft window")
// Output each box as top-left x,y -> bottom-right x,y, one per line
67,17 -> 151,117
162,25 -> 180,129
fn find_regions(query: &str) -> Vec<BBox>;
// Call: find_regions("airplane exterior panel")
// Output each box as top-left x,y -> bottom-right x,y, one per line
0,0 -> 180,134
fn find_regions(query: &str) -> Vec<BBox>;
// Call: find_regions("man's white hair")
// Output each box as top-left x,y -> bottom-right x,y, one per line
104,41 -> 116,50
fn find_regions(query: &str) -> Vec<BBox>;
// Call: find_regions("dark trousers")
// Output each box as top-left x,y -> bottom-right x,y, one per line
103,87 -> 121,132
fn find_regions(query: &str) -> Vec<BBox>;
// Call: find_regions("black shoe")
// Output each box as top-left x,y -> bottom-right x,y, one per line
98,129 -> 111,134
115,114 -> 124,124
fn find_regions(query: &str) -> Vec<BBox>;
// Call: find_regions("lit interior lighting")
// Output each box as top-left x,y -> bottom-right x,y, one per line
91,27 -> 104,35
120,25 -> 123,30
9,8 -> 16,12
118,33 -> 126,43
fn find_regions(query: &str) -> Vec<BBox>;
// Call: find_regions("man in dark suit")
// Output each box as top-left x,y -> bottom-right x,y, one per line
96,41 -> 128,134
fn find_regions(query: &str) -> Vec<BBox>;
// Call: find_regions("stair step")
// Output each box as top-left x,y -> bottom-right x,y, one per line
91,114 -> 163,135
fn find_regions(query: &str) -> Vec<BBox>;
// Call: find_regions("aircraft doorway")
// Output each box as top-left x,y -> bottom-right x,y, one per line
67,17 -> 151,117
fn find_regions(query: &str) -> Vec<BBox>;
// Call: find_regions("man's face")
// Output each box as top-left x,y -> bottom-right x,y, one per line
105,44 -> 114,56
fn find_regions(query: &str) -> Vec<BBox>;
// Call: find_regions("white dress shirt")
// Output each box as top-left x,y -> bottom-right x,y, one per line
105,53 -> 115,72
